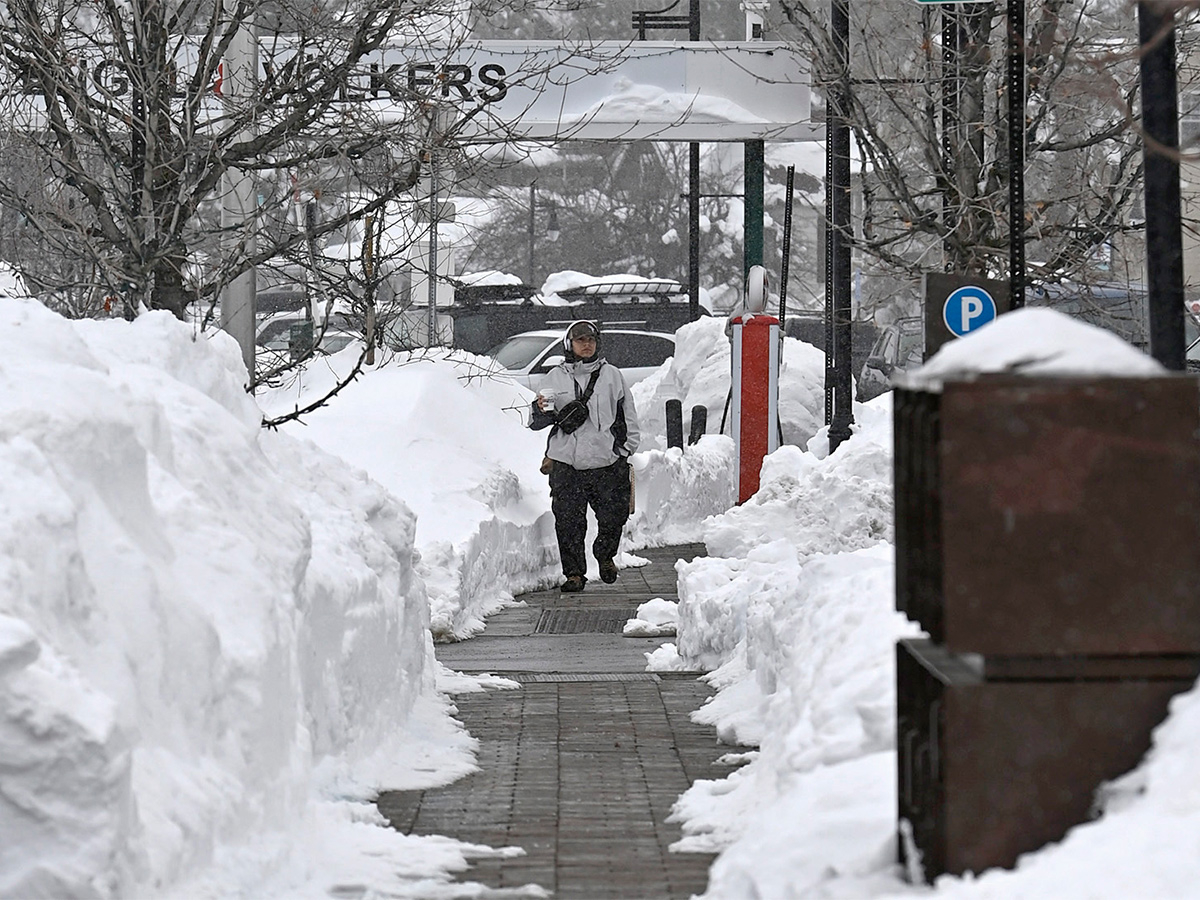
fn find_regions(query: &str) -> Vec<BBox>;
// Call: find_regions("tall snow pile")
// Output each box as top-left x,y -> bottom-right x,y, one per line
0,300 -> 459,896
258,348 -> 564,641
656,395 -> 919,877
665,309 -> 1200,898
625,435 -> 737,549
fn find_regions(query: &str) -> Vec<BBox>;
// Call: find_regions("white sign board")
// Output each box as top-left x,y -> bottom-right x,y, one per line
5,39 -> 815,143
378,41 -> 816,143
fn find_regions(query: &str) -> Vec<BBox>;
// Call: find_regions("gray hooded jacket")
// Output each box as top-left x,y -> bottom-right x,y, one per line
532,358 -> 641,469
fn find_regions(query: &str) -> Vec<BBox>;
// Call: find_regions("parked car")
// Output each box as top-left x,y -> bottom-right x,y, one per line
485,328 -> 676,390
255,311 -> 360,360
857,316 -> 924,402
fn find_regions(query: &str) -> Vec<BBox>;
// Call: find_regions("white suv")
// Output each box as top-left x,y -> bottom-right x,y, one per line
485,328 -> 676,390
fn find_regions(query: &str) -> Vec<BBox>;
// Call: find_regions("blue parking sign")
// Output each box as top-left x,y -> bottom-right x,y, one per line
943,285 -> 997,337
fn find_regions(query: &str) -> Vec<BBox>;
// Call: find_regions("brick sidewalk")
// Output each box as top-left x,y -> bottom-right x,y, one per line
377,545 -> 731,899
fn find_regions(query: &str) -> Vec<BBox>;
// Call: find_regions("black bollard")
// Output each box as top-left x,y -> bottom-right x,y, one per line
688,405 -> 707,445
666,399 -> 684,449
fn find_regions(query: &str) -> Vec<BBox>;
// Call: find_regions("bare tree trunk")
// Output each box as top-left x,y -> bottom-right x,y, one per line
152,254 -> 188,319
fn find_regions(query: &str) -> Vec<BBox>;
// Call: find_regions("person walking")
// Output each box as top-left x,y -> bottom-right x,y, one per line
530,320 -> 640,592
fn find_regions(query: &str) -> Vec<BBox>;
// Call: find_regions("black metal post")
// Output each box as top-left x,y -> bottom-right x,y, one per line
942,8 -> 961,271
689,143 -> 701,321
829,0 -> 854,452
130,42 -> 146,319
744,140 -> 765,278
824,107 -> 834,428
689,0 -> 701,320
688,405 -> 707,444
1008,0 -> 1025,309
666,398 -> 684,448
1139,2 -> 1185,370
779,165 -> 795,331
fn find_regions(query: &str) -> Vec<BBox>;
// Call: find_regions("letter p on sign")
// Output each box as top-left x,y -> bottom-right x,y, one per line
943,285 -> 998,337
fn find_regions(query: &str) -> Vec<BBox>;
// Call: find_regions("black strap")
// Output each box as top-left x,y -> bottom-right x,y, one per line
544,365 -> 604,454
575,367 -> 603,403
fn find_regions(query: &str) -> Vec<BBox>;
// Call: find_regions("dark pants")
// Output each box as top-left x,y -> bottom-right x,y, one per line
549,460 -> 632,578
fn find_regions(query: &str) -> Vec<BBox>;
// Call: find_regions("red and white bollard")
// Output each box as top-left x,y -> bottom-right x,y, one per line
730,266 -> 780,504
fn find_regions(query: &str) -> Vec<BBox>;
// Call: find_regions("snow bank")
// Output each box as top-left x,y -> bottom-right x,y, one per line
655,397 -> 922,895
0,302 -> 469,896
671,307 -> 1200,898
260,344 -> 746,640
260,350 -> 563,640
702,431 -> 893,561
625,435 -> 737,548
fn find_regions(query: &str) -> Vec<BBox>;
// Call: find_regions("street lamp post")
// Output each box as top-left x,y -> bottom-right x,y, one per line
527,182 -> 560,286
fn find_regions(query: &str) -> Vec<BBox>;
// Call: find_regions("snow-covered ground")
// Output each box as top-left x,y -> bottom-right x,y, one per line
2,296 -> 1198,898
654,310 -> 1200,899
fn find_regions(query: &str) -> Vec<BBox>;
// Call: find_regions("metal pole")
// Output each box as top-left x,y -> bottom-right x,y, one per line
744,140 -> 764,279
779,165 -> 795,331
1139,1 -> 1185,370
942,7 -> 961,271
743,2 -> 765,282
220,17 -> 257,377
689,145 -> 700,320
829,0 -> 854,452
823,103 -> 834,428
426,148 -> 438,346
689,0 -> 701,320
1008,0 -> 1026,309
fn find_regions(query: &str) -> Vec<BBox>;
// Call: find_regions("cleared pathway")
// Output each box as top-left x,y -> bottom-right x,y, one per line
377,545 -> 730,899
